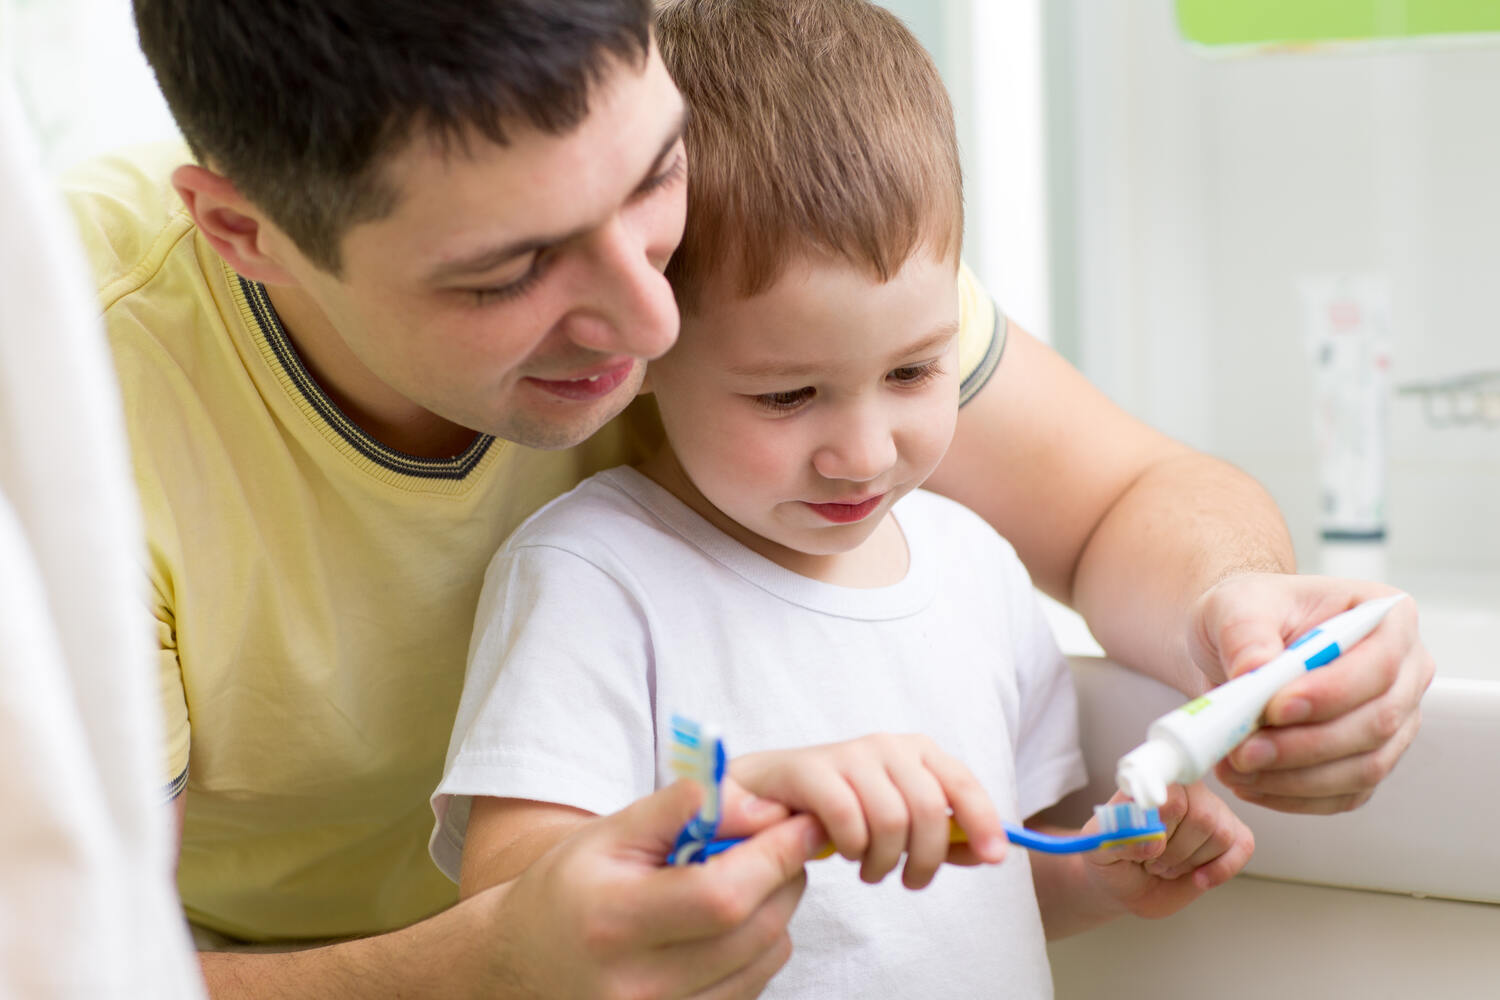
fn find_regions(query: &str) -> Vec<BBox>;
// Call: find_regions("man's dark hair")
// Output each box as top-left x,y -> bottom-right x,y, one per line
134,1 -> 652,273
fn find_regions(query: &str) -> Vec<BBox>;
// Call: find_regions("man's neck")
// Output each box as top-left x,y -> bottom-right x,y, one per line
262,284 -> 479,459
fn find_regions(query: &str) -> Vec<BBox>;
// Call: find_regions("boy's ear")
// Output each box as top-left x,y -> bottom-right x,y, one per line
171,164 -> 297,285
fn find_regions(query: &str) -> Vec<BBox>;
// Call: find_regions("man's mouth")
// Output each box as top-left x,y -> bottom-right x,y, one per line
524,360 -> 636,401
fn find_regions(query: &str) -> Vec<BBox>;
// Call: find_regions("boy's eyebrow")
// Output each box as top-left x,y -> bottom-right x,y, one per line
727,319 -> 960,378
425,108 -> 688,283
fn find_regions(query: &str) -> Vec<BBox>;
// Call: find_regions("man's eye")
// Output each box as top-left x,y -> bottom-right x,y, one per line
468,254 -> 546,306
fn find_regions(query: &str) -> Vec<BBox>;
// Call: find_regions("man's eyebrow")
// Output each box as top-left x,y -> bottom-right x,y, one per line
727,318 -> 960,378
425,107 -> 688,284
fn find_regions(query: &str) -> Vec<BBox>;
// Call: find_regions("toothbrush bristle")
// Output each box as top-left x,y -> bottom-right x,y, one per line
668,715 -> 724,824
1093,802 -> 1164,836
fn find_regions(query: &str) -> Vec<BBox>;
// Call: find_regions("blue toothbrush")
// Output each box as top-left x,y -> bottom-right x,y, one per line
665,715 -> 1165,864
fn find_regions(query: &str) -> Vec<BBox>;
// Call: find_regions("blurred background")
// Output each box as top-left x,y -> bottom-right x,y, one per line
6,0 -> 1499,586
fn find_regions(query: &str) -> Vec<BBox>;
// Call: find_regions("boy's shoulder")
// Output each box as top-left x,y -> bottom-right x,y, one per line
898,488 -> 1020,563
500,466 -> 680,558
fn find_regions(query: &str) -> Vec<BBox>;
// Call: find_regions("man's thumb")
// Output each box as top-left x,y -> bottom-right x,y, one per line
606,779 -> 704,859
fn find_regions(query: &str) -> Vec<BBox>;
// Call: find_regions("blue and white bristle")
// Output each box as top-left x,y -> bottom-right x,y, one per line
667,715 -> 728,865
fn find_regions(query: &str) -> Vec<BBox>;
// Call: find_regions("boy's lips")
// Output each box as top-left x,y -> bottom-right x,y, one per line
804,494 -> 885,524
524,359 -> 636,401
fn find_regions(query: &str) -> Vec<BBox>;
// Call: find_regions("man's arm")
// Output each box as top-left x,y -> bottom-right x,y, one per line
927,320 -> 1432,814
172,783 -> 821,1000
927,321 -> 1293,691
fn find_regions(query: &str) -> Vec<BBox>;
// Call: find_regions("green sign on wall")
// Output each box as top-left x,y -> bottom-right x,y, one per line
1176,0 -> 1500,48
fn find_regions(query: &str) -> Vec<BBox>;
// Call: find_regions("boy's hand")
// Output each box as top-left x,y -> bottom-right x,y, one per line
728,733 -> 1008,889
1083,784 -> 1253,919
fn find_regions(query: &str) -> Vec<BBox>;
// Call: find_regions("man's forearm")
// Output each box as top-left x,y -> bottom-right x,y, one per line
199,888 -> 509,1000
1072,452 -> 1294,693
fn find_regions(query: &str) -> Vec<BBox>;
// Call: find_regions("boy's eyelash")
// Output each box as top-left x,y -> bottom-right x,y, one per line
889,361 -> 944,386
752,362 -> 944,411
753,387 -> 815,412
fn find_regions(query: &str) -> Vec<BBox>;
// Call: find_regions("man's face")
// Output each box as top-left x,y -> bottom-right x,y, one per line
265,46 -> 688,450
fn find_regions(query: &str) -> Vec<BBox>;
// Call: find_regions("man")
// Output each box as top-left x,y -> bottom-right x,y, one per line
66,1 -> 1429,996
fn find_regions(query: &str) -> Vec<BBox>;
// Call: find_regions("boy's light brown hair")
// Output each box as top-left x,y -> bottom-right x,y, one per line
655,0 -> 963,312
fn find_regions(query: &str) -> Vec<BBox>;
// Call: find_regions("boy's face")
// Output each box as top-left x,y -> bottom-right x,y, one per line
646,253 -> 960,564
262,46 -> 688,450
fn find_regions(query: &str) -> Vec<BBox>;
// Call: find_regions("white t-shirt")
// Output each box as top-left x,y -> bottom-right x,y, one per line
433,467 -> 1086,998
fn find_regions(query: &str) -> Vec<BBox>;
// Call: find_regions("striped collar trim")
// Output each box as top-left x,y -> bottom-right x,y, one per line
236,275 -> 494,481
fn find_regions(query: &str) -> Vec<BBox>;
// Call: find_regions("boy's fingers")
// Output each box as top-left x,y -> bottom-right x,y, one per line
717,776 -> 792,839
882,757 -> 951,889
847,763 -> 909,883
732,752 -> 871,858
922,745 -> 1006,863
1190,825 -> 1255,890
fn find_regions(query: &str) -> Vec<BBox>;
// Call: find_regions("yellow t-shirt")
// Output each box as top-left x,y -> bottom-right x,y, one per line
63,143 -> 1006,942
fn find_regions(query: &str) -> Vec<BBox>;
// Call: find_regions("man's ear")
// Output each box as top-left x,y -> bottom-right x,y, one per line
171,164 -> 297,284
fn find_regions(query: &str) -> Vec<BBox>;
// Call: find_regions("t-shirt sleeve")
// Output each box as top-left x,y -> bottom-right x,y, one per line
956,260 -> 1007,408
153,595 -> 190,800
429,540 -> 657,882
1001,562 -> 1088,819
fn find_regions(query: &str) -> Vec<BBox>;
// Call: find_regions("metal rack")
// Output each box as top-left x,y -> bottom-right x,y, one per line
1397,371 -> 1500,429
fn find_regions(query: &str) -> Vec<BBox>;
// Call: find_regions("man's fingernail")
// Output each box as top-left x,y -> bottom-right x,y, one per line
1274,698 -> 1312,725
1238,737 -> 1276,770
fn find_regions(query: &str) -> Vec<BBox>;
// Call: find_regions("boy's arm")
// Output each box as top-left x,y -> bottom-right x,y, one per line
927,318 -> 1432,813
459,797 -> 595,897
1026,785 -> 1254,940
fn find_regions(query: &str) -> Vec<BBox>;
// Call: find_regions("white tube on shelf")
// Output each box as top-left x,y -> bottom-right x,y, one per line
1300,275 -> 1393,581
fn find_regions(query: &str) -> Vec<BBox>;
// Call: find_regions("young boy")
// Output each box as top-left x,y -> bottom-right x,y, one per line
432,0 -> 1251,994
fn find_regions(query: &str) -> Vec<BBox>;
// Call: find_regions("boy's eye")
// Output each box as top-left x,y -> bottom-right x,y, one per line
889,361 -> 943,386
753,386 -> 816,411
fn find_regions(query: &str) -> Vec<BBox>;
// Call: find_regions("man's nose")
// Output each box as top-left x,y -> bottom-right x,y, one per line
565,215 -> 679,360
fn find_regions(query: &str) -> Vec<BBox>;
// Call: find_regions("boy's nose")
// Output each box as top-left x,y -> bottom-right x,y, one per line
566,216 -> 679,360
812,413 -> 898,484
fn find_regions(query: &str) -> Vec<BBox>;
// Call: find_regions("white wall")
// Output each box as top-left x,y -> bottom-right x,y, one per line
5,0 -> 178,172
881,0 -> 1052,342
1057,0 -> 1500,576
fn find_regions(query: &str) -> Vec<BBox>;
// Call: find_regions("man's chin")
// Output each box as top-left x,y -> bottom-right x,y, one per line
486,364 -> 646,449
488,399 -> 634,451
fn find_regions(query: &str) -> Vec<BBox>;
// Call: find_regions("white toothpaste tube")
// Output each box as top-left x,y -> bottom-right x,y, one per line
1116,594 -> 1408,808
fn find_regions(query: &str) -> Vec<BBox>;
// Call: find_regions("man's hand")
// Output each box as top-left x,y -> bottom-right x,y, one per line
1191,573 -> 1434,814
485,778 -> 825,1000
729,733 -> 1008,889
